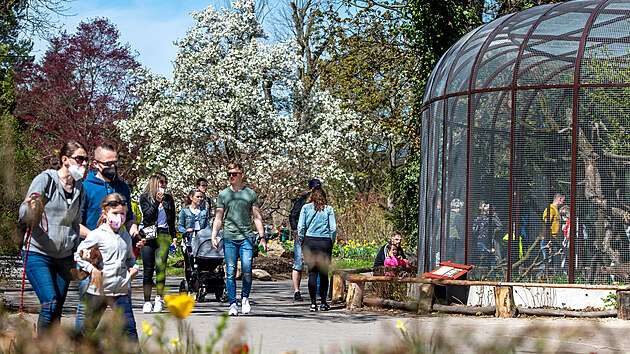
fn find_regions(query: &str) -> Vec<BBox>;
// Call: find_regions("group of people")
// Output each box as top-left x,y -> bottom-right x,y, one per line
20,141 -> 142,340
18,141 -> 272,342
20,139 -> 410,342
443,192 -> 571,272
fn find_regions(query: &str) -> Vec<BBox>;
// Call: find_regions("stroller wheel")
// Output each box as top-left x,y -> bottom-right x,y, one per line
179,279 -> 189,294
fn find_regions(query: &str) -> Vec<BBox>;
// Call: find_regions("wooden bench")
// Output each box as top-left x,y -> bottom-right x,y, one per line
343,274 -> 630,318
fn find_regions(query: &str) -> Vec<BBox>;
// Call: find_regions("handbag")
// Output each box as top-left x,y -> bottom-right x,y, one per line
141,224 -> 158,240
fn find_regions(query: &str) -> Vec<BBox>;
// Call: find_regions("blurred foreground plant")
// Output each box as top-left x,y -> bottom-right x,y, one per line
0,293 -> 247,354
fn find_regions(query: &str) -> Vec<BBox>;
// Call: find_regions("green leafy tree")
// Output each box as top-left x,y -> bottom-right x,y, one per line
322,2 -> 418,196
0,1 -> 37,254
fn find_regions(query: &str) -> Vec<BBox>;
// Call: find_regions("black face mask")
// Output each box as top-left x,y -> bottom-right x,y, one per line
101,165 -> 117,181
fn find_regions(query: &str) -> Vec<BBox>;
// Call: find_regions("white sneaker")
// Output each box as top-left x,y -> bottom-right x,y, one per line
228,303 -> 238,316
142,301 -> 153,313
153,295 -> 164,313
242,297 -> 251,314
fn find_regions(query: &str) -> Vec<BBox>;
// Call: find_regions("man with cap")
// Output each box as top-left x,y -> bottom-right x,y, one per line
288,179 -> 321,301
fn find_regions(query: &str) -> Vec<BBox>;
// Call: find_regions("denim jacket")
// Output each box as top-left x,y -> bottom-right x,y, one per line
297,203 -> 337,243
177,206 -> 211,239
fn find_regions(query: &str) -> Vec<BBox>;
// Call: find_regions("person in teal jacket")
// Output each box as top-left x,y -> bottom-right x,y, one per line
297,186 -> 337,312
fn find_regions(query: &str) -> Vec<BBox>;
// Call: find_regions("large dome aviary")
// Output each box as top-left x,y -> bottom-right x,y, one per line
418,0 -> 630,284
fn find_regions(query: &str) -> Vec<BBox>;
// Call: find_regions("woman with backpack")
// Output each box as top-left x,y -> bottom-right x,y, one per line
19,140 -> 87,333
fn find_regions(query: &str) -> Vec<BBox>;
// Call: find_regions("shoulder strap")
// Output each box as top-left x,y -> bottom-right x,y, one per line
306,210 -> 318,231
42,173 -> 56,205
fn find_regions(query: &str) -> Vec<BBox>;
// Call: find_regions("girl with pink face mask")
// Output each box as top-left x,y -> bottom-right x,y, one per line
75,193 -> 140,342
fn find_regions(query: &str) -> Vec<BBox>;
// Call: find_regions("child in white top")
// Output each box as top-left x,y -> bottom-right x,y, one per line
75,193 -> 139,342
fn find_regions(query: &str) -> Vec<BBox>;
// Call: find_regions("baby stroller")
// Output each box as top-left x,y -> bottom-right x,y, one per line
179,229 -> 227,302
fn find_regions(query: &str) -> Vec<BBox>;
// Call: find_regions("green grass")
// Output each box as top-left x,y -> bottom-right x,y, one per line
136,252 -> 185,276
167,267 -> 185,276
332,258 -> 374,270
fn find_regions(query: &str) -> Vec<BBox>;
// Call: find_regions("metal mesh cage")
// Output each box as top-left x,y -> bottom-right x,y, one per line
419,0 -> 630,284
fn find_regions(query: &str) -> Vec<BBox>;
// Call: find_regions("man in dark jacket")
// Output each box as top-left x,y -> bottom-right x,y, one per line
374,231 -> 407,267
289,178 -> 320,301
77,143 -> 142,330
196,177 -> 216,224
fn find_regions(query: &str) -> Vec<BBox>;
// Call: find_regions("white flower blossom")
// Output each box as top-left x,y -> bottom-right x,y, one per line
118,0 -> 358,207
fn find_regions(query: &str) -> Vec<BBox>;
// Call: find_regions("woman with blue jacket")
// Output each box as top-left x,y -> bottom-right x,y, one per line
178,189 -> 211,279
178,189 -> 211,239
297,186 -> 337,312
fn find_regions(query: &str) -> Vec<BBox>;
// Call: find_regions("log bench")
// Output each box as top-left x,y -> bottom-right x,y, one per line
343,274 -> 630,319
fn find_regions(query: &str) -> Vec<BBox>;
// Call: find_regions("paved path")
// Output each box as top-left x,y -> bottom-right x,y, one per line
2,262 -> 630,353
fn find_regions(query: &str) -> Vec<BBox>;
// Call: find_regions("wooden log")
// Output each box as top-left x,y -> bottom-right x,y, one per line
417,284 -> 434,313
494,286 -> 517,318
346,282 -> 365,309
363,297 -> 419,312
331,274 -> 345,303
518,307 -> 617,318
433,304 -> 496,315
345,282 -> 356,308
345,275 -> 630,290
617,291 -> 630,320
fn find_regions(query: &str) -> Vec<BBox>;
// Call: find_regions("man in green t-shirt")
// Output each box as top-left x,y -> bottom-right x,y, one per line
211,163 -> 267,316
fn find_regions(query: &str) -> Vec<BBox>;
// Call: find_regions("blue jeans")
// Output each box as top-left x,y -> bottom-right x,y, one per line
22,251 -> 73,333
75,275 -> 89,331
224,237 -> 253,305
476,242 -> 495,269
81,294 -> 138,342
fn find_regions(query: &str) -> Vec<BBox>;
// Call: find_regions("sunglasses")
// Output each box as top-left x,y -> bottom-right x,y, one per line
96,160 -> 119,167
106,199 -> 127,207
198,184 -> 208,187
227,172 -> 242,177
392,238 -> 402,241
159,180 -> 168,184
67,155 -> 89,164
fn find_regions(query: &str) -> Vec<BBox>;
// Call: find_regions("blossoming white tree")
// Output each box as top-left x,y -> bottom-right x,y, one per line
118,0 -> 357,209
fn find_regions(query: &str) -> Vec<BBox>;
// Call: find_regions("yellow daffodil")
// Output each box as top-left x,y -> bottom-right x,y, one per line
396,320 -> 408,332
172,338 -> 180,347
164,293 -> 195,318
141,320 -> 153,336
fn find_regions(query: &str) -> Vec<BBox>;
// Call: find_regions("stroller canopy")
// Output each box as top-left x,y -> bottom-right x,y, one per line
192,229 -> 224,259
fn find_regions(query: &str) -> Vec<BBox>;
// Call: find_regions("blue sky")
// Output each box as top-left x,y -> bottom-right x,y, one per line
32,0 -> 228,77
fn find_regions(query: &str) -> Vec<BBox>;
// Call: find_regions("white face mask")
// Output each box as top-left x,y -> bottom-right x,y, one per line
68,165 -> 86,180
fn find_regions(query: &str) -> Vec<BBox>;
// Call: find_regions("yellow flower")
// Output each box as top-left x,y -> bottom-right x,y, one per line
164,293 -> 195,318
396,320 -> 408,332
172,338 -> 180,347
141,320 -> 153,336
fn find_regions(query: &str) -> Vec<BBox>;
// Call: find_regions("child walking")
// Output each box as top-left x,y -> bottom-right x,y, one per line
75,193 -> 139,341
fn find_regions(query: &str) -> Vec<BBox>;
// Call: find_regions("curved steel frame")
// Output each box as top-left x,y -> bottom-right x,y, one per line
418,0 -> 630,283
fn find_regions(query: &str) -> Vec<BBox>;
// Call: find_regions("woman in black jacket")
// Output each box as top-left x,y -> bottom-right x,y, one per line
139,172 -> 176,313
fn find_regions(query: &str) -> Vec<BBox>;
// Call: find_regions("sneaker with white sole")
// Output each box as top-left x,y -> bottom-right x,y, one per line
142,301 -> 153,313
228,303 -> 238,316
241,297 -> 251,314
153,295 -> 164,313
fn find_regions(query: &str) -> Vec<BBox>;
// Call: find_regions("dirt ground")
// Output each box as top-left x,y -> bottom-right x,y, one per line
252,241 -> 298,280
